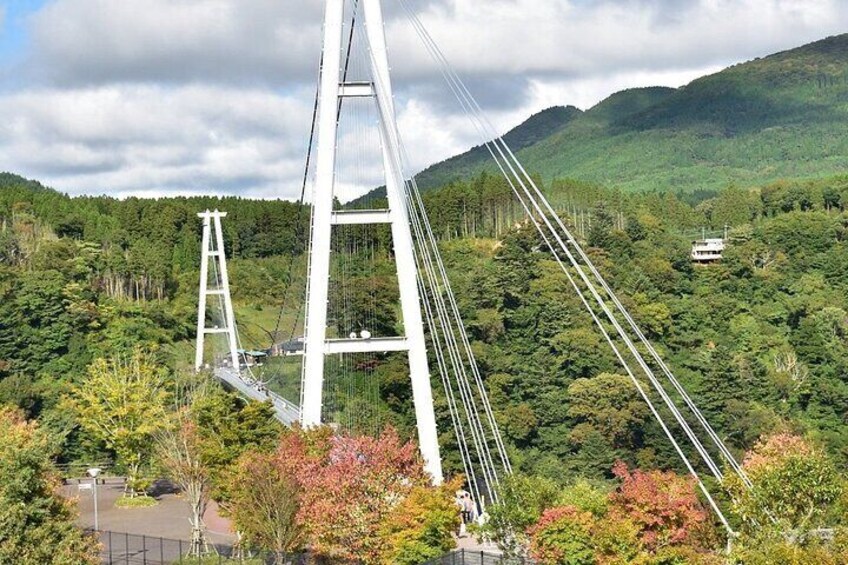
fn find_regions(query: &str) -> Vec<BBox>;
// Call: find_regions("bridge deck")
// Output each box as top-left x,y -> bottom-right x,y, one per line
213,367 -> 300,426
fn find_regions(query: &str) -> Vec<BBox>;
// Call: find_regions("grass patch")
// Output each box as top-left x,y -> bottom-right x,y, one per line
114,496 -> 158,509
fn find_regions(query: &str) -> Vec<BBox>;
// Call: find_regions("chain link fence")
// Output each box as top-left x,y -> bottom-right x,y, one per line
90,530 -> 531,565
89,530 -> 307,565
420,549 -> 535,565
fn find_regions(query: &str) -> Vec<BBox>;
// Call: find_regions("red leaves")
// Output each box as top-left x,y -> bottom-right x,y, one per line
741,432 -> 815,474
525,463 -> 713,563
610,461 -> 707,550
270,426 -> 429,563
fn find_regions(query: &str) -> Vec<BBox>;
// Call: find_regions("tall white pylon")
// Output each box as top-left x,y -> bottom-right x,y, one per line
301,0 -> 443,483
195,210 -> 240,372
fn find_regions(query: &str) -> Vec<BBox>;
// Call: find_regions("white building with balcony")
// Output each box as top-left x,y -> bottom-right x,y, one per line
691,238 -> 725,262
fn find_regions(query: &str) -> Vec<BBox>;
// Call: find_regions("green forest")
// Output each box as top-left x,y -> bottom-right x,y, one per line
2,169 -> 848,562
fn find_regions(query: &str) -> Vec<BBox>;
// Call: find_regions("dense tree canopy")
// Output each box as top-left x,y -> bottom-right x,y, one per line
227,427 -> 458,563
3,168 -> 848,559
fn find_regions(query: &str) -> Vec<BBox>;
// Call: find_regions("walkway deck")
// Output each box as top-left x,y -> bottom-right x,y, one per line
213,367 -> 300,425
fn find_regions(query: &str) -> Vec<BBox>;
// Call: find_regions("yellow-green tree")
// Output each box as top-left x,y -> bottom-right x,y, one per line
66,348 -> 170,496
725,433 -> 843,534
0,407 -> 99,564
379,478 -> 461,565
726,433 -> 846,562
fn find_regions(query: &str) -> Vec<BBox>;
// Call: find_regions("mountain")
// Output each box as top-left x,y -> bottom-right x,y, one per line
413,105 -> 583,190
413,34 -> 848,193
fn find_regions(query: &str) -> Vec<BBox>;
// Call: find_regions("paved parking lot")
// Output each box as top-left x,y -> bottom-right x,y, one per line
64,477 -> 236,544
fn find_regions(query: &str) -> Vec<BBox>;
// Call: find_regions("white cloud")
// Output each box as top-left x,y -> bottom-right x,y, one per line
0,85 -> 314,198
24,0 -> 848,89
525,67 -> 725,113
26,0 -> 324,86
389,0 -> 848,81
2,0 -> 847,198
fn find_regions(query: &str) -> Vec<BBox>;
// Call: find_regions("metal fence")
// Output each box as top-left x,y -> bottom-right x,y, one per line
90,530 -> 529,565
89,530 -> 307,565
420,550 -> 535,565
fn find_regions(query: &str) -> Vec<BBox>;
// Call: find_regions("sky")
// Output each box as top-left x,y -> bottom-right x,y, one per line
0,0 -> 847,200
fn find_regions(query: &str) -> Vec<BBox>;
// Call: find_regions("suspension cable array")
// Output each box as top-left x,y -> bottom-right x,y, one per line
395,0 -> 759,532
338,7 -> 511,505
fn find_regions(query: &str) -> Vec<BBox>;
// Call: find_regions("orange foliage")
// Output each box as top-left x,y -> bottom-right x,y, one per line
527,506 -> 596,564
741,432 -> 816,473
271,426 -> 433,563
609,461 -> 709,551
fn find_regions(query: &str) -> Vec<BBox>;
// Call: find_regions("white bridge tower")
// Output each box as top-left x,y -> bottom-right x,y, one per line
195,209 -> 240,372
301,0 -> 443,482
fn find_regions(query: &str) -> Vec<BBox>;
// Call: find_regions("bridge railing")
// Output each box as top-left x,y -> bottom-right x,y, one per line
213,367 -> 300,426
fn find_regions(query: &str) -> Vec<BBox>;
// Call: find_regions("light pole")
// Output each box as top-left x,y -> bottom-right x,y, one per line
87,467 -> 101,531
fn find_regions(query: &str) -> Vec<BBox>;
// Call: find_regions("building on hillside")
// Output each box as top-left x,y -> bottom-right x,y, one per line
238,349 -> 268,367
269,337 -> 305,357
691,238 -> 725,262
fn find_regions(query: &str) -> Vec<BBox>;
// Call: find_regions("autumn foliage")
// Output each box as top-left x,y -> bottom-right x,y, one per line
0,407 -> 100,564
524,435 -> 848,564
297,428 -> 428,561
609,461 -> 708,550
378,478 -> 463,565
527,462 -> 718,565
228,426 -> 458,563
528,506 -> 596,565
725,432 -> 844,533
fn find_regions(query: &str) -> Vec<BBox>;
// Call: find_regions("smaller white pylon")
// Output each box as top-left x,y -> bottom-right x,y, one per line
195,210 -> 240,372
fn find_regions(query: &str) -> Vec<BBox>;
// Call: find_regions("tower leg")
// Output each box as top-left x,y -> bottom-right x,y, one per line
301,0 -> 345,427
195,213 -> 211,371
213,214 -> 241,371
363,0 -> 442,483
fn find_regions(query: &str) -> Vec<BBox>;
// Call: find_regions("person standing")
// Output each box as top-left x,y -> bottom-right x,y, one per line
463,492 -> 477,524
455,490 -> 469,537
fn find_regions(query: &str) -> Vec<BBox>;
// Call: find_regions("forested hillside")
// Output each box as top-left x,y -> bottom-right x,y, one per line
439,176 -> 848,476
3,169 -> 848,559
0,172 -> 303,412
412,33 -> 848,194
2,169 -> 848,476
413,105 -> 583,190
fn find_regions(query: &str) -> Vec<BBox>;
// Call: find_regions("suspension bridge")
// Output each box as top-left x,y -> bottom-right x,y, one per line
193,0 -> 763,535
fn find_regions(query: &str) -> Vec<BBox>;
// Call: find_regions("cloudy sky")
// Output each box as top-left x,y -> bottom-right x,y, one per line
1,0 -> 846,200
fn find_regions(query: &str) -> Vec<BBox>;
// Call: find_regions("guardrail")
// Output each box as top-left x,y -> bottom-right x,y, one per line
87,529 -> 528,564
